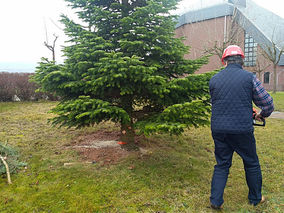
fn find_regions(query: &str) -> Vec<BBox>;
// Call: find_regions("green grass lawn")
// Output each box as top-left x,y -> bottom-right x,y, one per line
270,92 -> 284,112
0,101 -> 283,212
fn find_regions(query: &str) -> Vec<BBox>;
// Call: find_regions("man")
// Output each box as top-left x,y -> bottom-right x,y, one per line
209,45 -> 274,209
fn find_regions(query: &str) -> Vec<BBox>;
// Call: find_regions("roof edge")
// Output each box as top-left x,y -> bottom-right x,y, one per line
176,3 -> 234,28
234,8 -> 284,65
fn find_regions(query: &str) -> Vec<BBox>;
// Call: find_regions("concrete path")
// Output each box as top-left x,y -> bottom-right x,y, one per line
269,111 -> 284,119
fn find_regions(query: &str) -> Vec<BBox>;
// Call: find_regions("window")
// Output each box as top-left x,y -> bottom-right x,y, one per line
264,72 -> 270,84
244,32 -> 257,67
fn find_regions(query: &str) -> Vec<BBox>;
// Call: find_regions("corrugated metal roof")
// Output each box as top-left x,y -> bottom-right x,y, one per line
176,0 -> 284,65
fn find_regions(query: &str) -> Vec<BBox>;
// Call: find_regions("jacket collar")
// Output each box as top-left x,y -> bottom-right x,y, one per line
226,63 -> 243,69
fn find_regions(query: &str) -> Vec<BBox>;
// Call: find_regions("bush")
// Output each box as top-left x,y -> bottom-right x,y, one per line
0,73 -> 15,101
0,72 -> 58,102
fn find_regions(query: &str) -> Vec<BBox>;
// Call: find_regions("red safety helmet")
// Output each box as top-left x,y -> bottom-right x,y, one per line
221,45 -> 245,65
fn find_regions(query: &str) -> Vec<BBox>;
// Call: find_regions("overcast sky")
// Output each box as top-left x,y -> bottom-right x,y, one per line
0,0 -> 283,65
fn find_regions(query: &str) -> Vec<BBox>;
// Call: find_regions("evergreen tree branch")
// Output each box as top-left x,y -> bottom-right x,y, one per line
0,155 -> 12,184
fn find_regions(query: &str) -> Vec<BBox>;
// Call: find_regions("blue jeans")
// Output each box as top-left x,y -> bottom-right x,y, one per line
210,131 -> 262,206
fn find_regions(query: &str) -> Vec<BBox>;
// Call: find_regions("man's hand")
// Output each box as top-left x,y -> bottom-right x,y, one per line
255,114 -> 265,122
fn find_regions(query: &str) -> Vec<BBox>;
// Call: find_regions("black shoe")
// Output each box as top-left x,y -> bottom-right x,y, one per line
211,203 -> 222,210
250,196 -> 266,206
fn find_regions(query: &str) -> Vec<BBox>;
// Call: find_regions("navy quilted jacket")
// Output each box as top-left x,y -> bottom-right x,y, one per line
209,63 -> 254,133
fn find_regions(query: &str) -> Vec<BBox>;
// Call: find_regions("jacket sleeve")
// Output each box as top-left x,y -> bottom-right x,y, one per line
252,75 -> 274,117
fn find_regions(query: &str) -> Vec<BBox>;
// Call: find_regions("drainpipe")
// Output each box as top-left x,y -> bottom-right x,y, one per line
224,15 -> 227,42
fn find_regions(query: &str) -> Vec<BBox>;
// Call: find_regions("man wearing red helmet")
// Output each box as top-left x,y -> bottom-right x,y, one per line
209,45 -> 274,209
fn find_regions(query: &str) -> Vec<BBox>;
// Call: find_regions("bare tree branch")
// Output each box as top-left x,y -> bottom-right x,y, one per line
0,155 -> 12,184
252,59 -> 270,80
262,39 -> 284,93
203,11 -> 242,62
44,34 -> 58,61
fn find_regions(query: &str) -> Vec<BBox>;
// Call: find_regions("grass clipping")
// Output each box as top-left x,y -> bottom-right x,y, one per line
0,142 -> 26,184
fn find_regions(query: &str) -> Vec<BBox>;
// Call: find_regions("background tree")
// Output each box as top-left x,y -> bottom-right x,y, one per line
203,11 -> 243,64
44,34 -> 58,62
32,0 -> 213,149
261,40 -> 284,93
252,58 -> 270,80
43,19 -> 59,62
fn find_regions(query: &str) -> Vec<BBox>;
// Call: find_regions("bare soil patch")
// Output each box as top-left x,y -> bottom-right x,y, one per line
74,129 -> 121,145
77,147 -> 129,166
70,130 -> 137,166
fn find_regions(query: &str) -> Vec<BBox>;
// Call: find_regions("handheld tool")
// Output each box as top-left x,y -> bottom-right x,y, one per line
253,108 -> 266,126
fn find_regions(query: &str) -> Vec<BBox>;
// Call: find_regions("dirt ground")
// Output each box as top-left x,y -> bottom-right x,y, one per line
68,111 -> 284,166
69,130 -> 141,166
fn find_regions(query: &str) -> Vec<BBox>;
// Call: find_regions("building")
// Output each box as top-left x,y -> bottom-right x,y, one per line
175,0 -> 284,91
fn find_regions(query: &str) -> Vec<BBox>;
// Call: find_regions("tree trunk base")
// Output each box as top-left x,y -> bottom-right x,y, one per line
120,123 -> 138,151
120,142 -> 139,151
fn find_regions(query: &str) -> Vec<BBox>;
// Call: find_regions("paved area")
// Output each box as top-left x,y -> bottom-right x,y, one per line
269,111 -> 284,119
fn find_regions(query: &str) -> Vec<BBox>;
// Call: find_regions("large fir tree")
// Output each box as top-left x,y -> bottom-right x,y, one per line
32,0 -> 215,149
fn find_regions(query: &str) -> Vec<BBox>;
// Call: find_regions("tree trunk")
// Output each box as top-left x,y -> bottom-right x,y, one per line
119,121 -> 137,150
119,96 -> 137,150
122,0 -> 129,5
273,64 -> 277,93
258,71 -> 261,80
52,50 -> 56,62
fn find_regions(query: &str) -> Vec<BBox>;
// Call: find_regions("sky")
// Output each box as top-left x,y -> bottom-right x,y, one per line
0,0 -> 284,69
